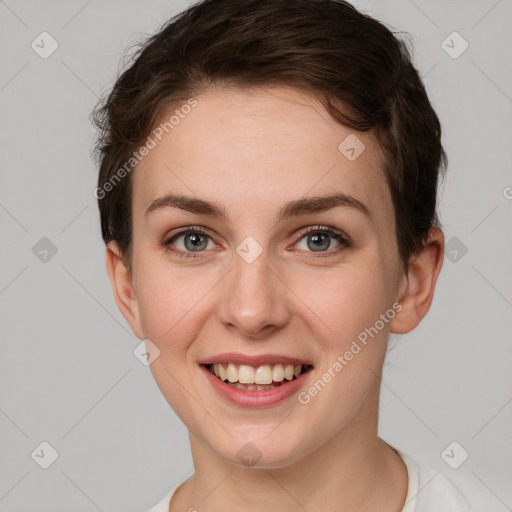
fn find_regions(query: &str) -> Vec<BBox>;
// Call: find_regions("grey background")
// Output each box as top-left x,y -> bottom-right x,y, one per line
0,0 -> 511,510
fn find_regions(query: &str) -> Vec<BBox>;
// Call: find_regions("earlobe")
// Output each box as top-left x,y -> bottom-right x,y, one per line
389,228 -> 444,335
105,241 -> 144,339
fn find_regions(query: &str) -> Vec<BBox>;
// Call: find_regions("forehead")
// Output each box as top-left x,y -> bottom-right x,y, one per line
132,85 -> 392,226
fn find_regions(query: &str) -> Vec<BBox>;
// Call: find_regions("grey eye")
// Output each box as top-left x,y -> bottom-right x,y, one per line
305,233 -> 332,251
182,232 -> 210,251
296,231 -> 343,253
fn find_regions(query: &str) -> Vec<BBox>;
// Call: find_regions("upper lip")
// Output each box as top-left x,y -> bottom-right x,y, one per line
198,353 -> 313,367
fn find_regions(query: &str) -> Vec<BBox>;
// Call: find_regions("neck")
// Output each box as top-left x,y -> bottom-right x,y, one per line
171,384 -> 408,512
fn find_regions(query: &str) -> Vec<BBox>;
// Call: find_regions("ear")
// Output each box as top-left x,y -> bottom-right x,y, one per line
390,227 -> 444,334
105,241 -> 144,339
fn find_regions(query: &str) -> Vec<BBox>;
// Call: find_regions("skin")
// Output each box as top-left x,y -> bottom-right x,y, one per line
105,85 -> 444,511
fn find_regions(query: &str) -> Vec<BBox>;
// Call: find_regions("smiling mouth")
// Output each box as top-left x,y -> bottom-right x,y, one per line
204,362 -> 312,391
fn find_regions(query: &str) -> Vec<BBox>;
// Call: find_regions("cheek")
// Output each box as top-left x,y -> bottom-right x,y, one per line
290,264 -> 393,425
291,259 -> 392,347
134,255 -> 217,349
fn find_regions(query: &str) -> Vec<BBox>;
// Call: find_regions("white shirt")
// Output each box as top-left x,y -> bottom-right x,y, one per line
146,450 -> 471,511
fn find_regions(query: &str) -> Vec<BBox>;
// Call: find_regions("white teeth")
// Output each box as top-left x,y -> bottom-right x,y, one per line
254,365 -> 273,384
238,365 -> 255,384
272,364 -> 284,381
229,382 -> 276,391
218,363 -> 227,381
211,362 -> 308,385
226,363 -> 238,383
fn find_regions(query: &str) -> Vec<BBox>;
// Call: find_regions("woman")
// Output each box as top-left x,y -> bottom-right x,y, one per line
91,0 -> 472,510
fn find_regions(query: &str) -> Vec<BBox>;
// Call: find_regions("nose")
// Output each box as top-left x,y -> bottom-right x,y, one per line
217,247 -> 292,339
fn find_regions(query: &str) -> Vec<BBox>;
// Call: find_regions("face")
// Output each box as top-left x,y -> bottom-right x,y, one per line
110,85 -> 415,468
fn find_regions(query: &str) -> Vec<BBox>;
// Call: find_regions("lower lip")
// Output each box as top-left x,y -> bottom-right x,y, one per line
201,365 -> 313,408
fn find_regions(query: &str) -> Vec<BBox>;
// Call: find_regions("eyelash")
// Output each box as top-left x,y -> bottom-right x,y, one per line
162,225 -> 352,259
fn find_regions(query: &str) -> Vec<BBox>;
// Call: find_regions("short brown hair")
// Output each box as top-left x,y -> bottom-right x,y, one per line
91,0 -> 447,270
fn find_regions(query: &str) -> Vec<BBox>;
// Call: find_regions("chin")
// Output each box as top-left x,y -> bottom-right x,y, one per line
214,433 -> 310,470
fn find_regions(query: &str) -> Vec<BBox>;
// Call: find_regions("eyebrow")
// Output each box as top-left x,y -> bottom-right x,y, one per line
145,192 -> 373,223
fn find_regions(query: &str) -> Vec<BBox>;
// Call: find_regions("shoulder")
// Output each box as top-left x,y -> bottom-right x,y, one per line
415,464 -> 472,512
145,485 -> 178,512
398,450 -> 472,512
146,456 -> 473,512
